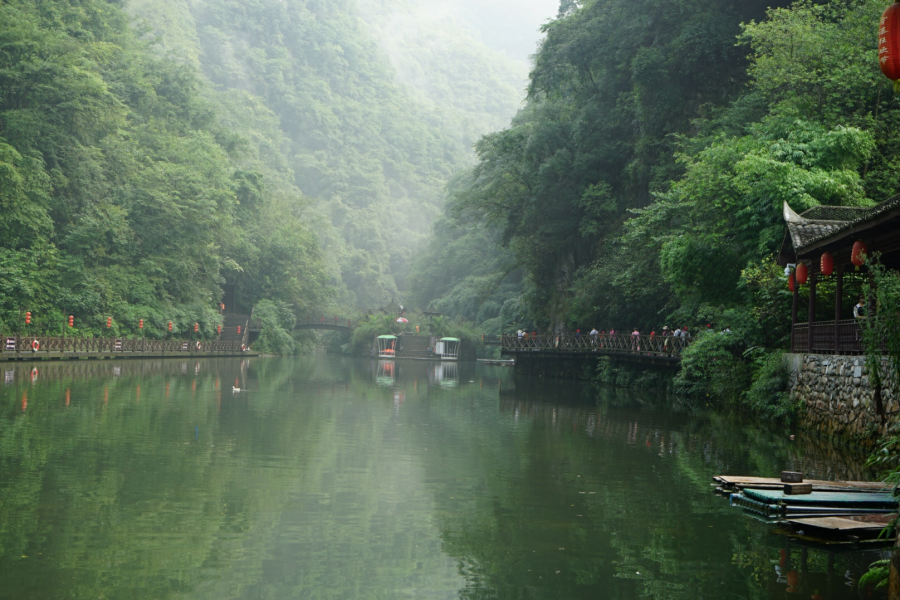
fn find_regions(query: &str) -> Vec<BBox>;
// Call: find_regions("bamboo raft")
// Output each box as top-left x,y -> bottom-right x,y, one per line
714,475 -> 889,493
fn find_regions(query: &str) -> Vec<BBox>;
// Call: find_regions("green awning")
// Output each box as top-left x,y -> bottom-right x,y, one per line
377,335 -> 397,340
440,337 -> 460,342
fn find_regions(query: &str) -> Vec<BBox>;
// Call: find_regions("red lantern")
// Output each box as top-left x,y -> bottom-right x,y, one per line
68,315 -> 74,327
788,273 -> 796,292
139,319 -> 144,329
237,326 -> 241,335
217,324 -> 221,334
880,2 -> 900,92
820,252 -> 834,276
107,317 -> 112,328
851,240 -> 868,267
795,263 -> 808,285
168,321 -> 173,331
25,311 -> 31,325
194,323 -> 199,333
786,570 -> 799,587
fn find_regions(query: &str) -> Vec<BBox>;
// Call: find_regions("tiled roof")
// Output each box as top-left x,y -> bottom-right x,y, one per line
799,205 -> 871,221
783,196 -> 900,254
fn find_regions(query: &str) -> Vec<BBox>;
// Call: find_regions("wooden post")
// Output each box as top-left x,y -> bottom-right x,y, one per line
808,270 -> 817,353
792,273 -> 799,351
835,265 -> 843,353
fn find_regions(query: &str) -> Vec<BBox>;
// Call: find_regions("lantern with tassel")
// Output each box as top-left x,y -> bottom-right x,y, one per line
880,2 -> 900,92
851,240 -> 868,267
820,252 -> 834,277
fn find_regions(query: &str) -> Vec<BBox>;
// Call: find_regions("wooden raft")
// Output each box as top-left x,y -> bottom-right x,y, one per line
714,475 -> 889,493
781,514 -> 895,541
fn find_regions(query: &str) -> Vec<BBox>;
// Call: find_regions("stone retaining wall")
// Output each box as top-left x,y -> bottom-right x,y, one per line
789,353 -> 898,445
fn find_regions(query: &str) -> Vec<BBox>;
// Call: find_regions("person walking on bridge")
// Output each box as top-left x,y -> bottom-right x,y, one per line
590,327 -> 598,349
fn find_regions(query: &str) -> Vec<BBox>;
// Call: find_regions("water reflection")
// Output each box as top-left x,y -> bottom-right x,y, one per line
0,356 -> 882,599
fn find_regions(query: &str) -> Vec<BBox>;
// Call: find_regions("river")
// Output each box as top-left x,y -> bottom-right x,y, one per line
0,355 -> 885,599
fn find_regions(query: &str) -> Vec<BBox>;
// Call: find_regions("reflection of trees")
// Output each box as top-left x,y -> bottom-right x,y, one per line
0,357 -> 877,599
405,385 -> 872,599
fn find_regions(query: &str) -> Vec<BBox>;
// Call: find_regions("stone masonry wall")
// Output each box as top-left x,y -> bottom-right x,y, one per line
790,353 -> 898,445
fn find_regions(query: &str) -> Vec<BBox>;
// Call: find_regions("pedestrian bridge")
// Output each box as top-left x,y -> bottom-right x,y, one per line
295,316 -> 356,333
500,333 -> 691,365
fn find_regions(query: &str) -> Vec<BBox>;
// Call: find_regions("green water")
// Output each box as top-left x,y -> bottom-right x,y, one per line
0,355 -> 884,599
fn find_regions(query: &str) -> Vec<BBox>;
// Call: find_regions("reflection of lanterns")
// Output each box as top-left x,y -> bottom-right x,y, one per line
852,240 -> 868,267
786,570 -> 799,587
779,549 -> 787,567
820,252 -> 834,276
795,263 -> 808,285
788,273 -> 796,293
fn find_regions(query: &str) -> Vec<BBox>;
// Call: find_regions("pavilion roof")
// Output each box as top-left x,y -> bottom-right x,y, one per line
782,196 -> 900,256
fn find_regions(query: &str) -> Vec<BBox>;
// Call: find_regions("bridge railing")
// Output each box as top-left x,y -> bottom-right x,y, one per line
501,333 -> 692,357
2,335 -> 247,354
299,316 -> 354,329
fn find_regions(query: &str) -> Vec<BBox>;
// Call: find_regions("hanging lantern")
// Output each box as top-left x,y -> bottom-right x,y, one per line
820,252 -> 834,277
851,240 -> 868,267
194,323 -> 199,333
788,273 -> 796,293
796,262 -> 808,285
880,2 -> 900,92
107,317 -> 112,328
25,311 -> 31,325
168,321 -> 173,331
68,315 -> 74,327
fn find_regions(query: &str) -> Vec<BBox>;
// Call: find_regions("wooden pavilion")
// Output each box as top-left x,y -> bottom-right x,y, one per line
779,197 -> 900,355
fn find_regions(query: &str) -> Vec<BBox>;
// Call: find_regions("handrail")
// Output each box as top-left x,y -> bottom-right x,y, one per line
791,318 -> 871,355
0,335 -> 247,354
500,333 -> 692,357
298,316 -> 355,329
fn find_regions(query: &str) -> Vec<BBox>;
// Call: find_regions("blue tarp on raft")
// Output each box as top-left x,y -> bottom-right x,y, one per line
743,488 -> 897,509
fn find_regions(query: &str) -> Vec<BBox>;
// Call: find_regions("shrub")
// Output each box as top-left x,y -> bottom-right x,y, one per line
252,300 -> 297,355
674,329 -> 751,401
743,351 -> 794,420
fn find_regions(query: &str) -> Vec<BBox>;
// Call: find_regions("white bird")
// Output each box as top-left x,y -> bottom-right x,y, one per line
232,386 -> 241,392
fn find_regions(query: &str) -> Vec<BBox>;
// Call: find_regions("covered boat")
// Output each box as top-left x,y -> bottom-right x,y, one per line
435,337 -> 460,361
377,335 -> 398,358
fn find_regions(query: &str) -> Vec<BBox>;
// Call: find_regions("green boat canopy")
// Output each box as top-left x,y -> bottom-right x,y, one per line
377,335 -> 397,340
440,337 -> 460,342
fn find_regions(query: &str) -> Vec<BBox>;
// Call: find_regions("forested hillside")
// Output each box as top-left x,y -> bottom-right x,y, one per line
128,0 -> 536,309
412,0 -> 896,399
0,0 -> 534,343
0,0 -> 329,339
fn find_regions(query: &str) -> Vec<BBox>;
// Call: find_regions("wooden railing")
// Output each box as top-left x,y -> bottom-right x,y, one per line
501,333 -> 692,358
791,319 -> 870,355
1,335 -> 247,354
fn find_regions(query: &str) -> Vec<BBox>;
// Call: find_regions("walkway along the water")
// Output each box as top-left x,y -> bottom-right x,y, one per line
500,333 -> 691,366
0,335 -> 253,361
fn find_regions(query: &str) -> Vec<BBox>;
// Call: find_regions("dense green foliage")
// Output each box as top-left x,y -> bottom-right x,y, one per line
0,0 -> 328,337
411,0 -> 900,414
128,0 -> 532,309
0,0 -> 533,345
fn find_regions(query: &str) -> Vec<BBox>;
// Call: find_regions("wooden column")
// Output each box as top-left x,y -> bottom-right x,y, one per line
791,272 -> 799,352
808,270 -> 817,353
834,265 -> 843,353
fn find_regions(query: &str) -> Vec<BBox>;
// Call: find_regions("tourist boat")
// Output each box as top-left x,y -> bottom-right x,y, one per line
435,337 -> 460,361
377,335 -> 398,358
